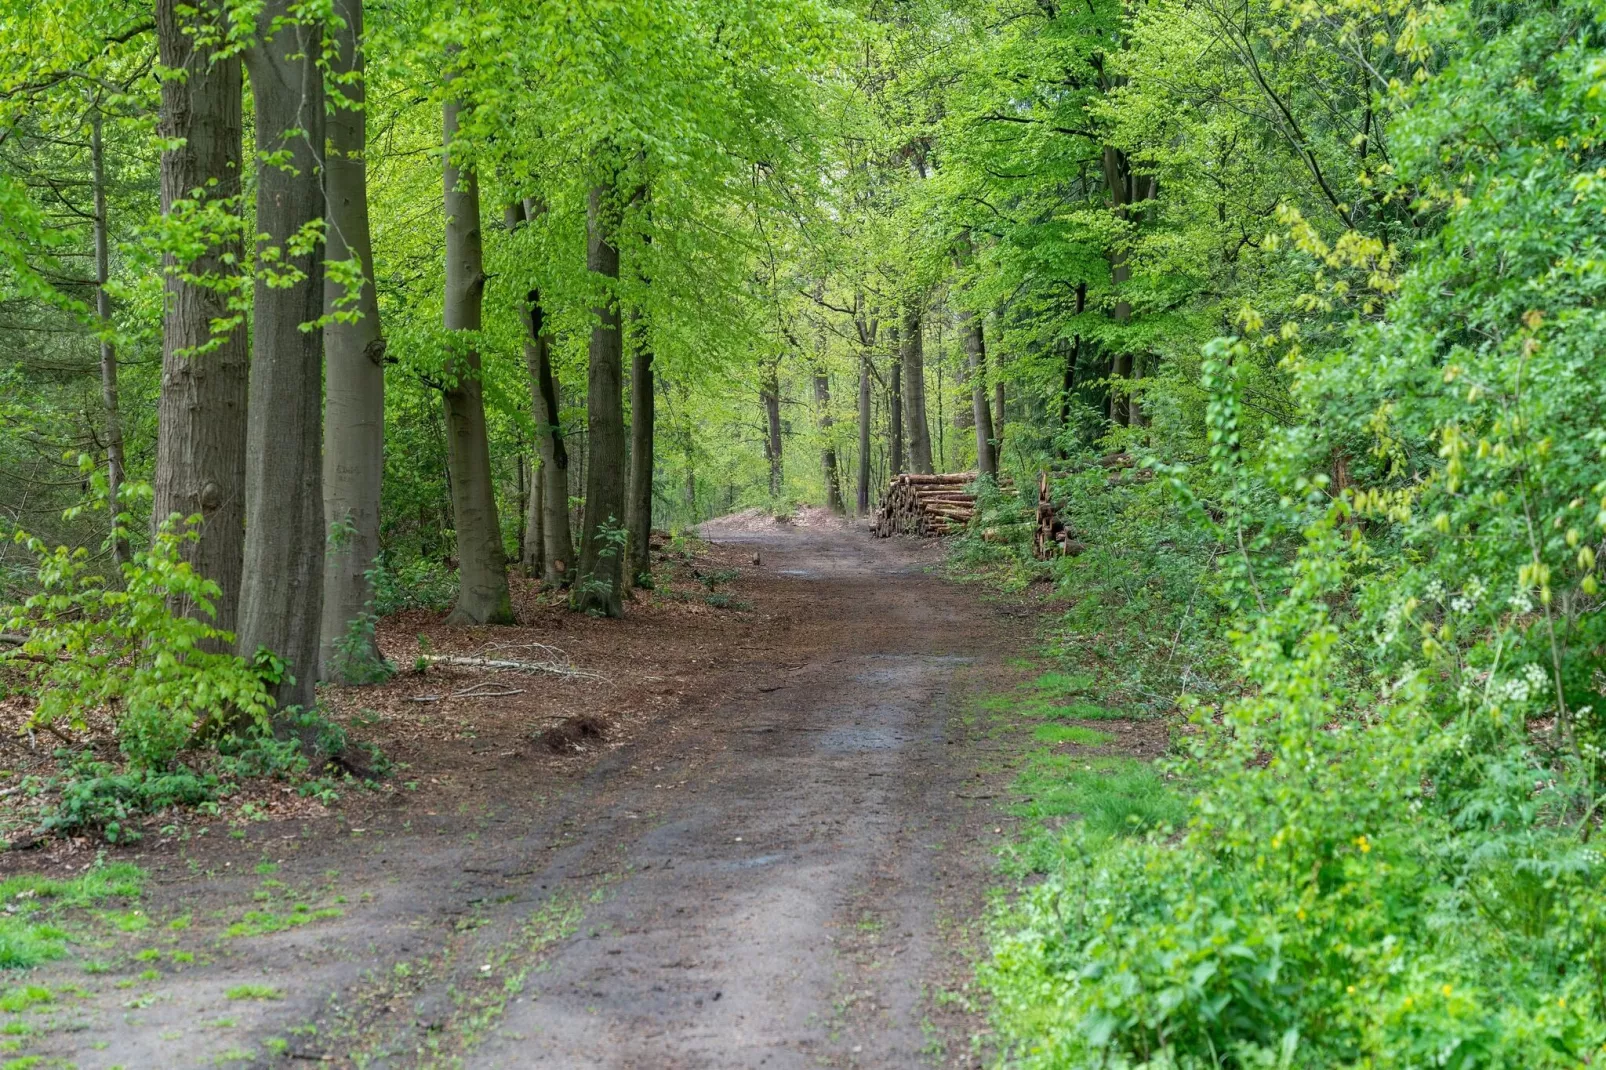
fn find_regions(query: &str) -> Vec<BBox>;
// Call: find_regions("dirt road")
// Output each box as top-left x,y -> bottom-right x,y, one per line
19,516 -> 1032,1068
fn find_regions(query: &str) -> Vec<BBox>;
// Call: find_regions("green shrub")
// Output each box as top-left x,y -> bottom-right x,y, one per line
0,481 -> 272,767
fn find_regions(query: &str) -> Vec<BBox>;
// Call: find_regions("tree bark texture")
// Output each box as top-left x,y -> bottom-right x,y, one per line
573,181 -> 627,616
89,111 -> 129,568
626,310 -> 655,584
901,304 -> 933,474
1059,282 -> 1087,443
856,353 -> 872,515
153,0 -> 246,635
813,362 -> 843,512
888,335 -> 904,477
762,355 -> 783,498
960,308 -> 997,478
440,95 -> 512,626
514,200 -> 576,586
319,0 -> 386,681
238,0 -> 327,710
522,457 -> 544,574
1102,146 -> 1154,428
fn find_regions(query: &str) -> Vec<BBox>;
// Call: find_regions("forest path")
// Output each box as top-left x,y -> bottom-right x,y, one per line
26,516 -> 1034,1069
463,519 -> 1024,1069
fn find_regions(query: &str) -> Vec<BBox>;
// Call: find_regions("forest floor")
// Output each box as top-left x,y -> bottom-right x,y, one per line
0,511 -> 1154,1069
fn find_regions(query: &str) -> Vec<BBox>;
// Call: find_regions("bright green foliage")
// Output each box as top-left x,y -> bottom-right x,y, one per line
1,482 -> 272,767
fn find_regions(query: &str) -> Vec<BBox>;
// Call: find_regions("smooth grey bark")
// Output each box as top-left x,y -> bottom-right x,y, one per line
812,362 -> 843,512
901,304 -> 933,474
856,353 -> 872,514
521,456 -> 544,574
960,308 -> 997,478
441,94 -> 512,626
319,0 -> 386,681
994,377 -> 1006,445
89,111 -> 129,568
625,312 -> 654,585
513,198 -> 576,586
153,0 -> 246,635
238,0 -> 327,711
761,355 -> 783,498
573,181 -> 626,617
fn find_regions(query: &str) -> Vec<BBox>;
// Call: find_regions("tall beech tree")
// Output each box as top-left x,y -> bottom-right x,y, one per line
572,178 -> 627,617
900,303 -> 932,474
516,197 -> 576,586
319,0 -> 386,680
440,89 -> 512,626
236,0 -> 327,709
625,306 -> 654,585
152,0 -> 247,635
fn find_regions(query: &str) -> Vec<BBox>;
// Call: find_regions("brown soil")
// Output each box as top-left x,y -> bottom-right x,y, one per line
0,513 -> 1050,1069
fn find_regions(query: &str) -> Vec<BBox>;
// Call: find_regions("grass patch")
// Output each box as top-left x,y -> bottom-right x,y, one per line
1003,754 -> 1185,877
224,984 -> 282,1001
224,904 -> 342,939
0,986 -> 50,1013
0,863 -> 144,969
1031,724 -> 1114,746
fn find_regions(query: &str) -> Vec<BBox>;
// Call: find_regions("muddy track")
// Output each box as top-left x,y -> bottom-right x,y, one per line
20,519 -> 1035,1069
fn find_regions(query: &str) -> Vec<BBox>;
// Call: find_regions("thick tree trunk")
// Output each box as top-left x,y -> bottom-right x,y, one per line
626,313 -> 654,585
153,0 -> 246,635
89,112 -> 129,568
960,308 -> 996,478
813,363 -> 843,512
1103,146 -> 1154,428
573,181 -> 627,617
441,95 -> 512,626
901,304 -> 933,474
238,0 -> 327,710
319,0 -> 386,681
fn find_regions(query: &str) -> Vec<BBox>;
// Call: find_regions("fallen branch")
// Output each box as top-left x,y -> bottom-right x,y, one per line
450,684 -> 526,699
418,654 -> 603,681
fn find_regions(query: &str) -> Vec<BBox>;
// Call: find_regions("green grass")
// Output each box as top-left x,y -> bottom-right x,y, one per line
0,986 -> 51,1013
224,904 -> 341,939
1002,751 -> 1187,878
0,863 -> 145,969
1031,723 -> 1114,746
224,984 -> 282,1001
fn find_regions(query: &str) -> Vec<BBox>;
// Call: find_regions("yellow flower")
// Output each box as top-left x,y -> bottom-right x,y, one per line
1346,985 -> 1356,996
1355,835 -> 1371,854
1441,985 -> 1453,998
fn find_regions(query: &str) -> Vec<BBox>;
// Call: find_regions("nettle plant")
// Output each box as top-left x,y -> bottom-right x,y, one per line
2,477 -> 272,767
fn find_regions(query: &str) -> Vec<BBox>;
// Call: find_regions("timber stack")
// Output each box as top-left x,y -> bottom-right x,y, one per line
873,472 -> 979,537
1033,470 -> 1085,559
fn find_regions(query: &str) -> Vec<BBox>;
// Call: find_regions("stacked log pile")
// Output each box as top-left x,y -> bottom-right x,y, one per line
1033,470 -> 1083,559
873,472 -> 979,537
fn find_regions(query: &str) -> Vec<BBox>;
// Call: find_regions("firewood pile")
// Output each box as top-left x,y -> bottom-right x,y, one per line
873,472 -> 982,537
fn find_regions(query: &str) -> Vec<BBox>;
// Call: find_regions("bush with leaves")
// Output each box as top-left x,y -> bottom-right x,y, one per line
1,483 -> 272,767
984,5 -> 1606,1060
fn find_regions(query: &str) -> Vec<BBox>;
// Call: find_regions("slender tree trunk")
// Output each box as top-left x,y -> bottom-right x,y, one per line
813,363 -> 843,512
856,352 -> 872,515
153,0 -> 246,636
238,0 -> 327,710
761,355 -> 783,498
510,200 -> 576,586
626,312 -> 654,584
1102,146 -> 1154,428
993,378 -> 1006,448
573,180 -> 627,616
901,303 -> 932,474
522,456 -> 545,574
960,308 -> 996,478
319,0 -> 386,681
89,111 -> 129,568
1059,282 -> 1087,451
440,93 -> 512,625
888,327 -> 904,477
